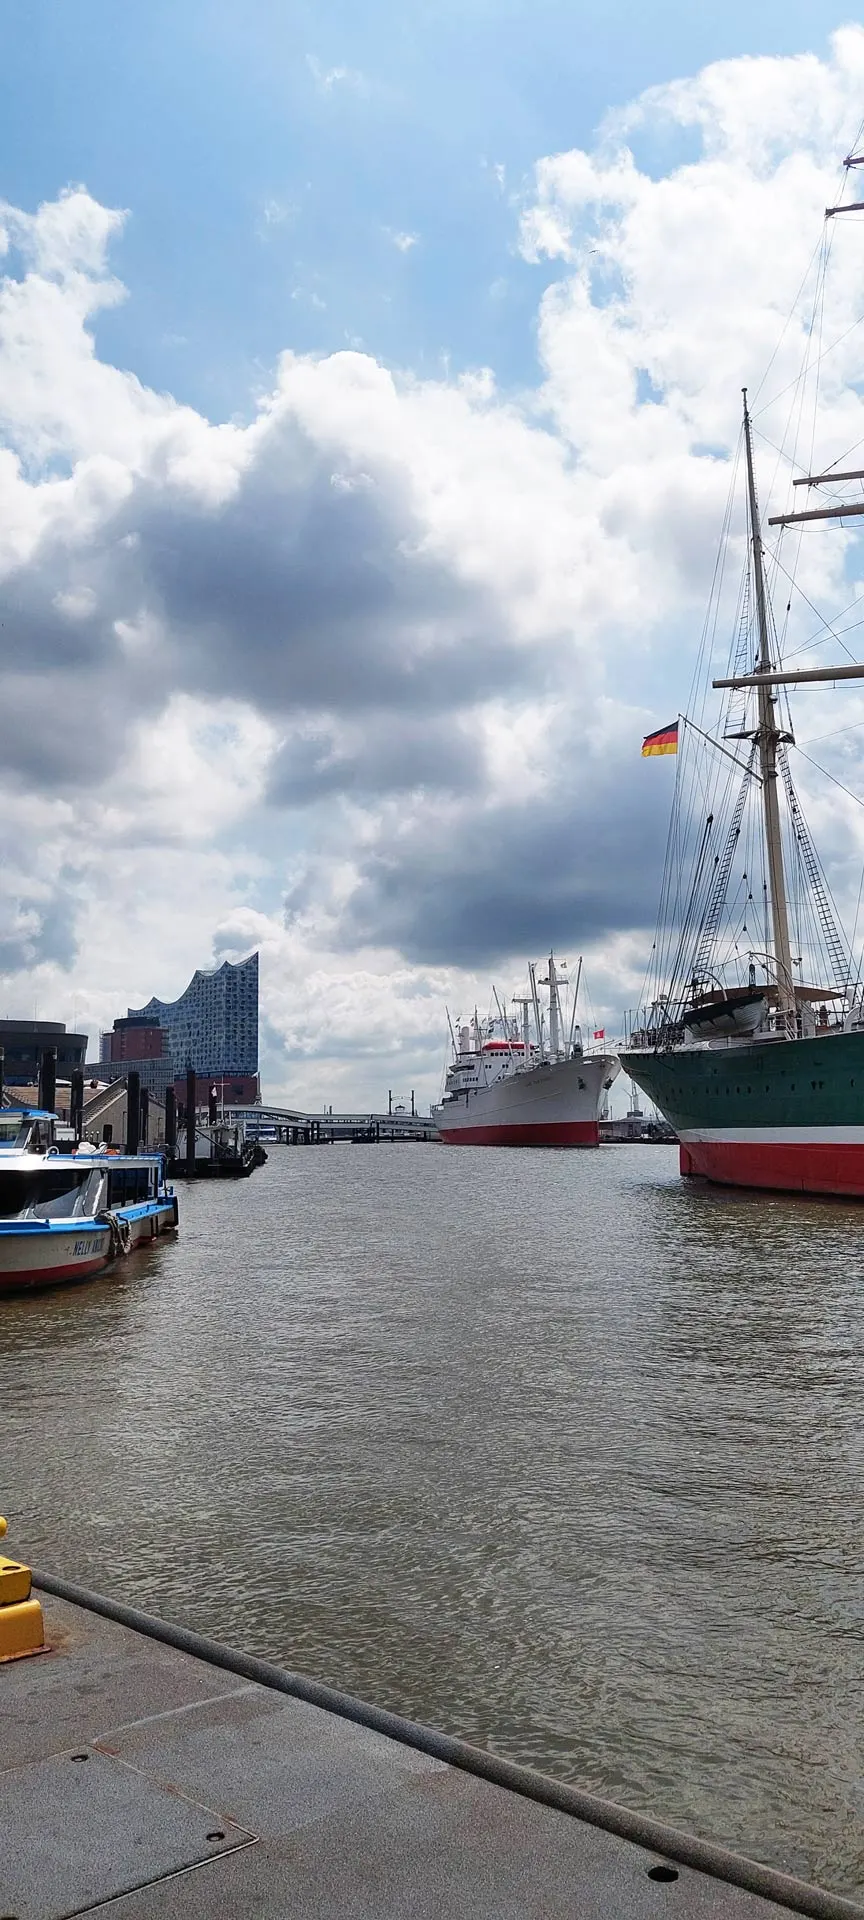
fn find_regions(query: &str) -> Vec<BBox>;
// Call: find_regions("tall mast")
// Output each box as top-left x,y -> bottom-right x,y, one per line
566,955 -> 583,1053
512,995 -> 531,1052
547,954 -> 560,1056
528,963 -> 544,1059
742,391 -> 796,1033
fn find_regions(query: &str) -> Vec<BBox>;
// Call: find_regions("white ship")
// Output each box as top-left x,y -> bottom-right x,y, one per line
432,955 -> 619,1147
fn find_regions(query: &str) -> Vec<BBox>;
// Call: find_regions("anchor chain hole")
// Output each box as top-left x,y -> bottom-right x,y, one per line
206,1829 -> 226,1842
648,1864 -> 679,1882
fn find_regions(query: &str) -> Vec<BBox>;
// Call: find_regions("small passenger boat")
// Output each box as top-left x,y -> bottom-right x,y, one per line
0,1107 -> 177,1292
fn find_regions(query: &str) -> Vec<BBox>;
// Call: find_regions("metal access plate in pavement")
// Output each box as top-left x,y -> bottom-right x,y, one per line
0,1746 -> 256,1920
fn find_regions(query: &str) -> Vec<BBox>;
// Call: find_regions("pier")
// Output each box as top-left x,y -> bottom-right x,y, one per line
226,1103 -> 439,1144
1,1536 -> 860,1919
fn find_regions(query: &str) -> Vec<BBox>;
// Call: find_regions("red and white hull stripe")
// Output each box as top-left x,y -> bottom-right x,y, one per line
678,1126 -> 864,1197
0,1204 -> 177,1292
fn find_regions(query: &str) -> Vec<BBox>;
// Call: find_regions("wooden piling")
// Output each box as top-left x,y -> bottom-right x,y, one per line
38,1047 -> 56,1116
186,1066 -> 197,1177
70,1069 -> 84,1142
126,1071 -> 141,1157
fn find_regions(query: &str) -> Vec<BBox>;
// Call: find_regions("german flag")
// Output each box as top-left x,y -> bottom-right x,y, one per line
642,721 -> 679,757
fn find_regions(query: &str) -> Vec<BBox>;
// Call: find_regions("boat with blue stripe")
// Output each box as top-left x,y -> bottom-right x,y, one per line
0,1108 -> 177,1292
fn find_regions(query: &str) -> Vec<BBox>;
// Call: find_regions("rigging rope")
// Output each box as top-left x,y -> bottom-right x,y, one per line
688,754 -> 757,989
778,746 -> 851,994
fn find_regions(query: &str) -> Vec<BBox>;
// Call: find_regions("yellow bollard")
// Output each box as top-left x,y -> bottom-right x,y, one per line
0,1517 -> 46,1661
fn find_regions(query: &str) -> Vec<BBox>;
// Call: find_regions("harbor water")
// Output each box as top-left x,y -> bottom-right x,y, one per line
2,1144 -> 862,1899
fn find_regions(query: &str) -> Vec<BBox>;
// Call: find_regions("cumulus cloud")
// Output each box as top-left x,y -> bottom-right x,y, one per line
4,32 -> 864,1103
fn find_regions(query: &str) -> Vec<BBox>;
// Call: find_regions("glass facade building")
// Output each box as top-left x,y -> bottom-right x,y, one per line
129,953 -> 259,1081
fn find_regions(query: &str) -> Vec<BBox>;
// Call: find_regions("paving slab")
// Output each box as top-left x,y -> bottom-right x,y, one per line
1,1589 -> 860,1920
2,1594 -> 252,1768
0,1745 -> 254,1919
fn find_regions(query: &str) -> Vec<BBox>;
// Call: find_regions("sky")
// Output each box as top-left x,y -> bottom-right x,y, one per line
3,3 -> 864,1109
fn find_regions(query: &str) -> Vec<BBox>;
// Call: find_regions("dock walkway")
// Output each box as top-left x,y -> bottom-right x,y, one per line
3,1576 -> 861,1920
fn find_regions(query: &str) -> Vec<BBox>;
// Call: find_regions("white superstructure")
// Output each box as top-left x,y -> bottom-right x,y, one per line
433,955 -> 619,1146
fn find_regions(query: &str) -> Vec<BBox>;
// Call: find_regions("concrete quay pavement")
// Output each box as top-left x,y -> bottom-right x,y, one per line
2,1576 -> 861,1920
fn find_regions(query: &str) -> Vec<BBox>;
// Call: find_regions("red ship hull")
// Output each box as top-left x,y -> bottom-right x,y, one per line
437,1120 -> 599,1148
679,1135 -> 864,1197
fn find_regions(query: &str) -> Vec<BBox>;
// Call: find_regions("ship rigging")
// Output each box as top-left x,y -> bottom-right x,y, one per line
621,141 -> 864,1194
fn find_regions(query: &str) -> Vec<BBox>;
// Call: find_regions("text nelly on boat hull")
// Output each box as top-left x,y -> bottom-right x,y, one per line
0,1198 -> 177,1290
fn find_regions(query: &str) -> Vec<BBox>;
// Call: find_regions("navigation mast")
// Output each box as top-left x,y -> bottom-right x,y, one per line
742,391 -> 796,1033
714,393 -> 864,1017
540,953 -> 563,1057
512,995 -> 532,1053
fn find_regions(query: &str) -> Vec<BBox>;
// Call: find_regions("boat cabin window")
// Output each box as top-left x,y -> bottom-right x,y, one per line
16,1120 -> 55,1154
107,1167 -> 152,1206
0,1169 -> 91,1217
0,1117 -> 25,1144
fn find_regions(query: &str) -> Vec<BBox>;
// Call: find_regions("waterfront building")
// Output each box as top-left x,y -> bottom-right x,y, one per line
102,1015 -> 167,1064
91,1015 -> 172,1098
86,1055 -> 176,1100
129,952 -> 259,1102
0,1019 -> 88,1087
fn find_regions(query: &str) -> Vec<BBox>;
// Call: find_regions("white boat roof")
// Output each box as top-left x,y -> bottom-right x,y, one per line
2,1152 -> 164,1172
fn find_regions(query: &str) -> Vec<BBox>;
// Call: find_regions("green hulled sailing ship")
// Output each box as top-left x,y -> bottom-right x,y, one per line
622,167 -> 864,1195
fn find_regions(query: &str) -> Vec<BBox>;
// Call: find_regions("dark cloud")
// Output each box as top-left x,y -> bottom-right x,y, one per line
0,525 -> 167,789
340,755 -> 671,965
267,714 -> 479,804
0,879 -> 80,974
121,416 -> 536,721
0,667 -> 131,790
0,406 -> 545,806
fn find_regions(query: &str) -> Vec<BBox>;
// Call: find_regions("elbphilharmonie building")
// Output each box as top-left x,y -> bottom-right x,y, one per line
129,953 -> 259,1082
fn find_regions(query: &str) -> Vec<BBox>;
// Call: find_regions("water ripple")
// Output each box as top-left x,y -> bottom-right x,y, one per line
2,1144 -> 862,1896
